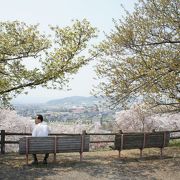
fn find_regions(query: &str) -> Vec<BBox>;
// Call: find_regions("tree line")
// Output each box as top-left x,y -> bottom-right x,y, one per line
0,0 -> 179,112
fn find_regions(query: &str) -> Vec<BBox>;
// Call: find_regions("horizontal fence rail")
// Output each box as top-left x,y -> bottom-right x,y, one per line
1,129 -> 180,154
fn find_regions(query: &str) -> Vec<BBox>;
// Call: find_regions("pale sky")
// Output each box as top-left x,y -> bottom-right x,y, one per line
0,0 -> 137,103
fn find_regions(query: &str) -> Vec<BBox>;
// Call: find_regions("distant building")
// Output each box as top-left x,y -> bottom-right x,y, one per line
71,106 -> 86,113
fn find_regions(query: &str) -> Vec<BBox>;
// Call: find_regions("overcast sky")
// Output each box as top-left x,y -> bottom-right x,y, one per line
0,0 -> 137,103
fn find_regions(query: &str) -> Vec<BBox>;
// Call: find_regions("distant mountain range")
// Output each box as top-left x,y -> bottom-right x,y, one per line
47,96 -> 102,106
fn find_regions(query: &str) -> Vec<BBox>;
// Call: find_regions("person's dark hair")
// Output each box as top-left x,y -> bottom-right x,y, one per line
37,114 -> 43,122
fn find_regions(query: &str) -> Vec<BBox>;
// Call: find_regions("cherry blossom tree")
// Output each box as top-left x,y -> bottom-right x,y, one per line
114,104 -> 180,132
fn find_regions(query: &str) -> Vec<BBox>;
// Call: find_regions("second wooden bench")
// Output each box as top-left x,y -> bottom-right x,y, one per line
114,131 -> 170,158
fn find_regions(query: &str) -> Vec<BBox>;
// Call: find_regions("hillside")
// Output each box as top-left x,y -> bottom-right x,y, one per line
47,96 -> 102,106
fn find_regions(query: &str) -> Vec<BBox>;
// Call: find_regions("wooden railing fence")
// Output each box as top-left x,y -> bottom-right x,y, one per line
1,129 -> 180,154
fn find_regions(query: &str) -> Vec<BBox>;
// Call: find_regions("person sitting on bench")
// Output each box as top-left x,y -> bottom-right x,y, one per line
32,114 -> 49,164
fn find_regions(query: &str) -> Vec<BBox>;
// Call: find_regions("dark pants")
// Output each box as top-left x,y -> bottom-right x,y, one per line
32,153 -> 49,161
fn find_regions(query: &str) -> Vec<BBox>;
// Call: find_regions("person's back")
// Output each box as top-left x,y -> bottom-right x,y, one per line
31,115 -> 49,165
32,122 -> 49,137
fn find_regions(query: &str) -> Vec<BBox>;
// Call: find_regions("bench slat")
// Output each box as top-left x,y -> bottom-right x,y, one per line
115,132 -> 170,150
19,136 -> 90,154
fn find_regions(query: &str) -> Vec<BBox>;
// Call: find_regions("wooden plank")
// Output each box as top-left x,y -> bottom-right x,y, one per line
4,130 -> 180,136
5,141 -> 19,144
87,133 -> 116,135
90,140 -> 114,143
19,135 -> 90,155
20,145 -> 89,152
114,132 -> 170,150
20,147 -> 89,154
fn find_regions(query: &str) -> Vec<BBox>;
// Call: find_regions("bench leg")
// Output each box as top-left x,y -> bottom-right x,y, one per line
118,150 -> 121,158
54,153 -> 56,162
80,152 -> 83,161
26,154 -> 28,165
140,149 -> 143,158
160,148 -> 163,158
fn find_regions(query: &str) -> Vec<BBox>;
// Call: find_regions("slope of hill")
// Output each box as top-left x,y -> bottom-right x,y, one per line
47,96 -> 102,106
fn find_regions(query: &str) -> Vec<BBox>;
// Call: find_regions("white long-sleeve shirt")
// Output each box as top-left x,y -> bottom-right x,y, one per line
32,122 -> 49,137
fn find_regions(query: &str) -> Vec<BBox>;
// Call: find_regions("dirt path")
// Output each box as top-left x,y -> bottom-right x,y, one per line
0,147 -> 179,180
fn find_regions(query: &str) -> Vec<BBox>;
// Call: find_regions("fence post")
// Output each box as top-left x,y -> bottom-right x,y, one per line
1,130 -> 5,154
80,130 -> 86,161
118,130 -> 123,158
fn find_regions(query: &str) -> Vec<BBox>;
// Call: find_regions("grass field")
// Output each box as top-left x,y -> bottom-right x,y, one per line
169,140 -> 180,147
0,145 -> 180,180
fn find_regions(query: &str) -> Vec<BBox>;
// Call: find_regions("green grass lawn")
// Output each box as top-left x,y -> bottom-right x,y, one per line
169,139 -> 180,147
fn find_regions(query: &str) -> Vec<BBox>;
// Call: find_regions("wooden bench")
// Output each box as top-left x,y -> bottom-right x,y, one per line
114,131 -> 170,158
19,132 -> 90,165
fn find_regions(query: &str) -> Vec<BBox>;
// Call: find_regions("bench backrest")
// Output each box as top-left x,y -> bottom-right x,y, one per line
115,132 -> 170,150
19,135 -> 90,154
